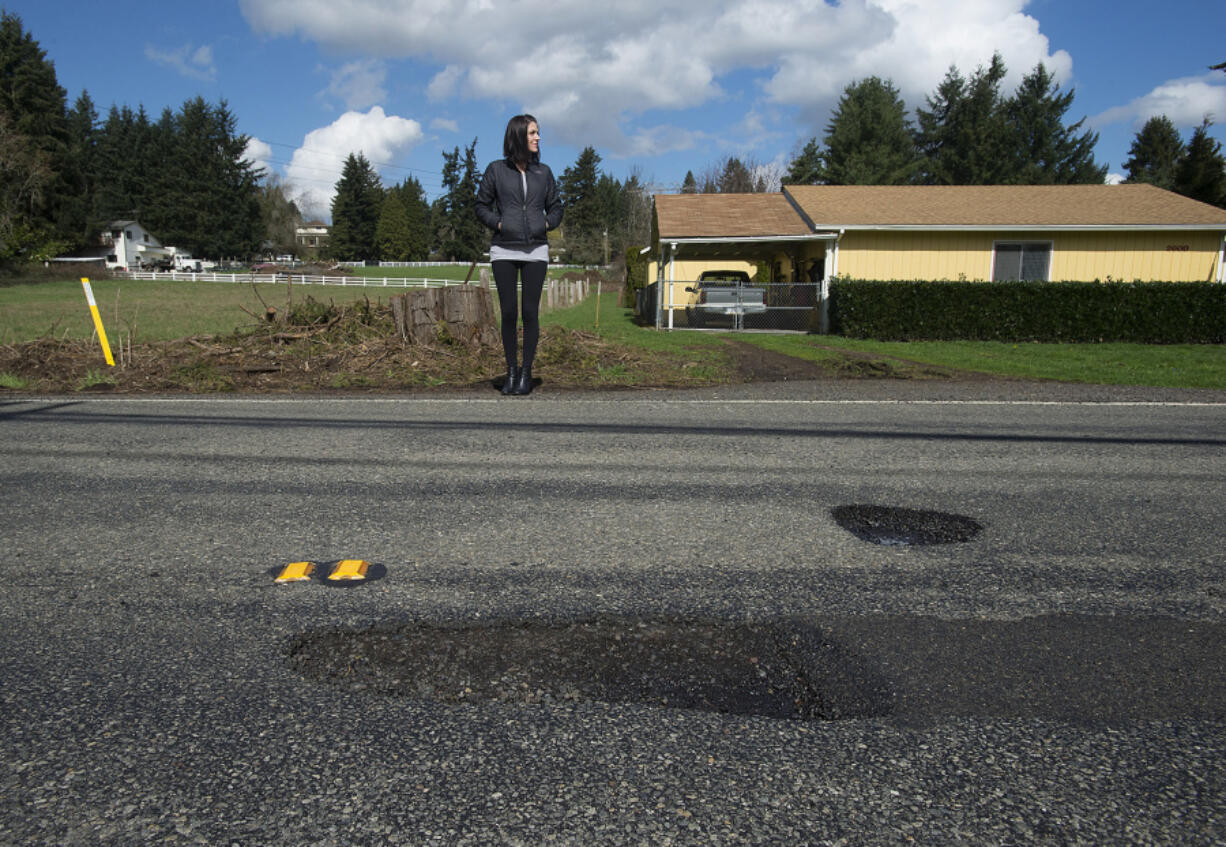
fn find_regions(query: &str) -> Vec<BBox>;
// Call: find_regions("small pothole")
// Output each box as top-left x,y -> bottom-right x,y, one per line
832,504 -> 983,546
288,617 -> 893,721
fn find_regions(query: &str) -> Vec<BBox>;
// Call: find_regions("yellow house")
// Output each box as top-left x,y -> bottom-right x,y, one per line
652,184 -> 1226,330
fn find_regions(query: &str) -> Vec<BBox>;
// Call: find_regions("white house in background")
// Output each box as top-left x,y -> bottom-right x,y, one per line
295,221 -> 330,255
103,220 -> 174,270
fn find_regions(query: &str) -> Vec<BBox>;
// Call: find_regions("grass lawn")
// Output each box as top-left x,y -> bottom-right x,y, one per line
2,275 -> 1224,389
543,293 -> 1226,390
752,335 -> 1226,390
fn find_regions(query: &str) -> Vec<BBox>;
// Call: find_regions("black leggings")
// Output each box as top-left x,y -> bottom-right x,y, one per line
492,260 -> 547,369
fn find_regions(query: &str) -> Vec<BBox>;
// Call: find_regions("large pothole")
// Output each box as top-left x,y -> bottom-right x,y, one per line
288,617 -> 894,721
831,504 -> 983,546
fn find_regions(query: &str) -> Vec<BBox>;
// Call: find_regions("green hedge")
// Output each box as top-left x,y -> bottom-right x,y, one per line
829,279 -> 1226,343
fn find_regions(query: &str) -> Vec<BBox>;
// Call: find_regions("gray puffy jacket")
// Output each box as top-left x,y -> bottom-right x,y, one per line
475,159 -> 564,250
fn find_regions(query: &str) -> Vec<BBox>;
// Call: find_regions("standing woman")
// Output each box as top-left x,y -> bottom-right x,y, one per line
475,114 -> 563,395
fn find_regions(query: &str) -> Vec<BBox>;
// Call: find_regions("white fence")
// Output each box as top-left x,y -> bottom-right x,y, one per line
110,268 -> 600,310
112,270 -> 485,289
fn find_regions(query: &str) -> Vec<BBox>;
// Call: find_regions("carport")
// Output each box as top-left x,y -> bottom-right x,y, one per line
651,193 -> 839,332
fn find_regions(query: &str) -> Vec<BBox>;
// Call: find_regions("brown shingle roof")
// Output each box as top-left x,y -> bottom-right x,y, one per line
654,192 -> 815,239
785,184 -> 1226,228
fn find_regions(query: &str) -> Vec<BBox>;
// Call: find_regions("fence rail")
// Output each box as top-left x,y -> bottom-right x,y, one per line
111,270 -> 486,289
110,268 -> 601,311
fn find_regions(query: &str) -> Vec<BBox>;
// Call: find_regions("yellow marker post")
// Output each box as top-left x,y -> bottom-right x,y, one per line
80,278 -> 115,366
275,561 -> 315,583
327,559 -> 369,581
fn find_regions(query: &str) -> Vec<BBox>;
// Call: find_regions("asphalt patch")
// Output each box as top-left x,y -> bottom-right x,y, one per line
290,615 -> 1226,724
288,617 -> 894,720
832,504 -> 983,545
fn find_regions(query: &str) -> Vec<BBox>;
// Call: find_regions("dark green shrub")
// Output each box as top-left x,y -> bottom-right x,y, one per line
623,245 -> 652,314
829,279 -> 1226,343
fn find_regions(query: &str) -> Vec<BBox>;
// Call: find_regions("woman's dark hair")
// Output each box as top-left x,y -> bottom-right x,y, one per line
503,114 -> 539,168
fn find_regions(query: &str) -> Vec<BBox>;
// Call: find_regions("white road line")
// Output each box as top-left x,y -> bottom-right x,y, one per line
8,396 -> 1226,408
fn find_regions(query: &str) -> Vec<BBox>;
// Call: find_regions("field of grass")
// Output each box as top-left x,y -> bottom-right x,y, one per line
3,275 -> 1224,389
0,277 -> 447,344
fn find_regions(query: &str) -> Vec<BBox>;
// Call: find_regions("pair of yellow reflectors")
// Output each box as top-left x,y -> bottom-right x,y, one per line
276,559 -> 368,583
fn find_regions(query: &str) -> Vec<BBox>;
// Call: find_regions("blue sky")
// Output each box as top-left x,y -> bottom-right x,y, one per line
9,0 -> 1226,221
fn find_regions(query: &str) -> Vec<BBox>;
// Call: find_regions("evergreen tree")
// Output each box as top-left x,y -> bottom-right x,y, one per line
618,170 -> 653,251
374,189 -> 411,261
0,10 -> 71,257
1123,116 -> 1185,189
560,146 -> 603,263
680,170 -> 699,193
1003,64 -> 1106,184
818,77 -> 917,184
454,139 -> 484,261
434,139 -> 483,262
1173,119 -> 1226,207
783,138 -> 823,185
329,152 -> 383,261
718,156 -> 756,193
915,54 -> 1011,184
391,176 -> 430,261
593,172 -> 624,263
147,98 -> 261,259
91,105 -> 145,228
432,146 -> 461,259
143,106 -> 186,245
60,90 -> 98,245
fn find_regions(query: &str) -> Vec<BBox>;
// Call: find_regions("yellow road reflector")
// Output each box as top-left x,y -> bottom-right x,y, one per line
328,559 -> 369,581
275,561 -> 315,583
80,278 -> 115,366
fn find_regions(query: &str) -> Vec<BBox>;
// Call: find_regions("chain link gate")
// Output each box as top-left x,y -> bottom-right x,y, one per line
647,280 -> 822,332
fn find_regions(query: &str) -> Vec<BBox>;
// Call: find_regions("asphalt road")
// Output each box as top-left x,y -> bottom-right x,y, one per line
3,381 -> 1225,845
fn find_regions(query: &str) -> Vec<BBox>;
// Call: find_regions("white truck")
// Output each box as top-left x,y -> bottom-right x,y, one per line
684,269 -> 767,328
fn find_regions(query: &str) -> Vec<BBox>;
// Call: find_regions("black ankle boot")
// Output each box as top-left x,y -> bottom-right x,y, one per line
512,365 -> 533,395
501,367 -> 519,395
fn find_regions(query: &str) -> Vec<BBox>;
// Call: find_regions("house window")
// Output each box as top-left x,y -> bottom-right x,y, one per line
993,242 -> 1051,281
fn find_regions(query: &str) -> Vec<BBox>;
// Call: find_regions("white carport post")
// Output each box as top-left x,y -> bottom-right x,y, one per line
821,229 -> 844,334
667,242 -> 678,329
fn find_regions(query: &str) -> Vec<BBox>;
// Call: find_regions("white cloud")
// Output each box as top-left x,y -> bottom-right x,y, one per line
145,42 -> 217,82
430,117 -> 459,132
283,107 -> 425,219
242,138 -> 274,176
239,0 -> 1075,156
1092,74 -> 1226,130
319,59 -> 388,111
426,65 -> 464,101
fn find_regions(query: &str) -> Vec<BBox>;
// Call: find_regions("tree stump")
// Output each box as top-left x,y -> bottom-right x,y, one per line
390,285 -> 499,347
